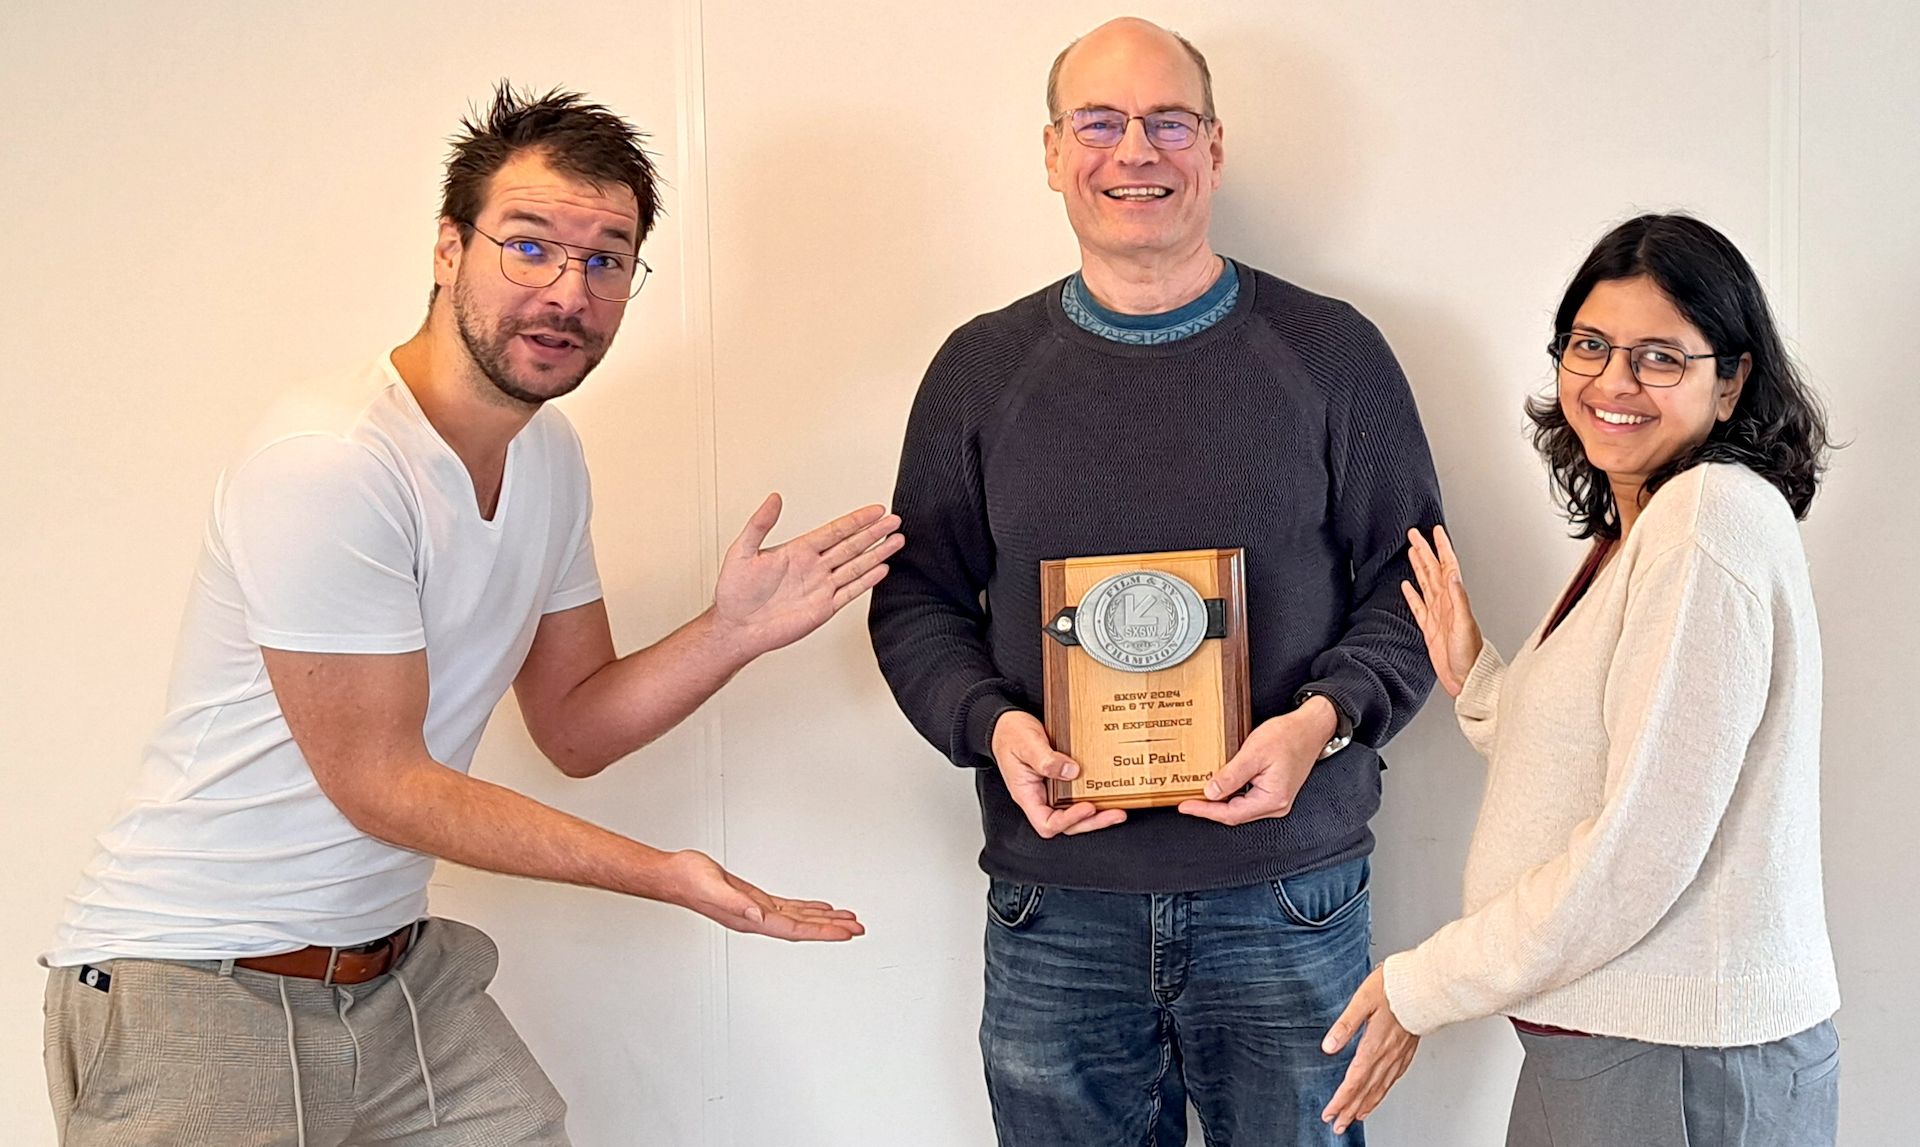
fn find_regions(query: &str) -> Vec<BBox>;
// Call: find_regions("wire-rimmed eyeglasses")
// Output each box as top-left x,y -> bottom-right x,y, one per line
1550,331 -> 1723,388
1054,107 -> 1213,151
466,225 -> 651,303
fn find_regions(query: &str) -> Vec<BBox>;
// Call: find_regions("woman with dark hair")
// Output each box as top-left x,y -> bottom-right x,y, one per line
1317,214 -> 1841,1146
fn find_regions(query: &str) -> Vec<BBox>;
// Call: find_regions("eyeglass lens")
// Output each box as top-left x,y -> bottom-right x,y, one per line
1556,334 -> 1690,387
496,236 -> 646,301
1068,108 -> 1204,150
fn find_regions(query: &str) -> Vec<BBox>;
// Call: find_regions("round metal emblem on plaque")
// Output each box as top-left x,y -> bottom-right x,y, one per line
1076,570 -> 1208,673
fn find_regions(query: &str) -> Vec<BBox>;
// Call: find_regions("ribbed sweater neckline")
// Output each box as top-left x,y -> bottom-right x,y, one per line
1045,259 -> 1258,358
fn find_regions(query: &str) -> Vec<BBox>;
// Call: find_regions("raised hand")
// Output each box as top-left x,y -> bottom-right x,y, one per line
713,494 -> 904,658
665,849 -> 865,942
991,710 -> 1127,839
1400,525 -> 1483,698
1320,966 -> 1420,1135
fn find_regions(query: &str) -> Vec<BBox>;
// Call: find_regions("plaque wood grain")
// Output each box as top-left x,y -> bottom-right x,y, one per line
1041,548 -> 1251,810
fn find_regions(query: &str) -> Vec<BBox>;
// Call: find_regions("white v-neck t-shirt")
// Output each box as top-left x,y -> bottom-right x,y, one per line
46,353 -> 602,966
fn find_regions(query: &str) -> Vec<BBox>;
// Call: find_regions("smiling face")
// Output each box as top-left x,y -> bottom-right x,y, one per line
1044,20 -> 1223,264
436,149 -> 639,407
1559,275 -> 1750,502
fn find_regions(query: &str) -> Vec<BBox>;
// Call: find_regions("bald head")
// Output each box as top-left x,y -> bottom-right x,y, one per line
1046,17 -> 1215,121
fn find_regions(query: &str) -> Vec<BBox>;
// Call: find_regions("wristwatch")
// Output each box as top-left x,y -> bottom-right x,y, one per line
1296,690 -> 1354,760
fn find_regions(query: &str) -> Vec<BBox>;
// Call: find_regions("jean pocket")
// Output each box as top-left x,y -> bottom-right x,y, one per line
986,879 -> 1045,930
1270,858 -> 1370,929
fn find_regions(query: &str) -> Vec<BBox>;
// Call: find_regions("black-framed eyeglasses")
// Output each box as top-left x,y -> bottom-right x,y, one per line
1549,331 -> 1722,388
1055,107 -> 1212,151
465,225 -> 651,302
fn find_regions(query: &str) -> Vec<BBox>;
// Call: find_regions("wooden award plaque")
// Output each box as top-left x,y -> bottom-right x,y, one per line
1040,548 -> 1252,810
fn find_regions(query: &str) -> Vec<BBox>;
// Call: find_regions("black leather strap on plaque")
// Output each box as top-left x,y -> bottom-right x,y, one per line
1043,601 -> 1228,645
1204,598 -> 1227,639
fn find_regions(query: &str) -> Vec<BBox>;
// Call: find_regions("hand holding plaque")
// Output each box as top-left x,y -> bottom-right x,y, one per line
989,710 -> 1130,838
1040,549 -> 1253,810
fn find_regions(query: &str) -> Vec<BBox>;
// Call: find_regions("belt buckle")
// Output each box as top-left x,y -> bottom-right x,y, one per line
322,923 -> 419,987
324,932 -> 391,986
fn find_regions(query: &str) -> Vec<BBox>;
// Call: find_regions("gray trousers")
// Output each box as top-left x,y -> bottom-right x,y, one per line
1507,1020 -> 1839,1147
44,918 -> 569,1147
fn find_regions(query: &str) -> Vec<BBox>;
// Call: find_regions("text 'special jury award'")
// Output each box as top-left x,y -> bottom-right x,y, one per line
1039,548 -> 1252,810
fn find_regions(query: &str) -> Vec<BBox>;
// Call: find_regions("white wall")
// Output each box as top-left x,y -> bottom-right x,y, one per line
3,2 -> 1914,1144
1796,4 -> 1920,1141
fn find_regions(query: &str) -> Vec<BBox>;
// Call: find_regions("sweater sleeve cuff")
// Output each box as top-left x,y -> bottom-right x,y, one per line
1292,687 -> 1355,740
1291,680 -> 1367,747
1381,948 -> 1463,1037
961,688 -> 1024,769
1454,642 -> 1506,724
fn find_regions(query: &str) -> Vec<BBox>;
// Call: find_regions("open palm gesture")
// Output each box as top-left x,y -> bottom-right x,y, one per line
667,849 -> 865,942
1400,525 -> 1483,698
713,493 -> 904,658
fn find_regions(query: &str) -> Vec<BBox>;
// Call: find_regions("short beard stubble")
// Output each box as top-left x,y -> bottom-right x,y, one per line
450,271 -> 609,408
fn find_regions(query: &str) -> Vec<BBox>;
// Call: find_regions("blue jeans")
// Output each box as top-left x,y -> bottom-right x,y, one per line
981,857 -> 1372,1147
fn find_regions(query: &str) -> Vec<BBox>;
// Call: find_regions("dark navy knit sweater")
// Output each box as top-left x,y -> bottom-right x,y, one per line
869,262 -> 1443,893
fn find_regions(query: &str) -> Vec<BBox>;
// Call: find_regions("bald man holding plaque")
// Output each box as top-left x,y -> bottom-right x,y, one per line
869,18 -> 1442,1146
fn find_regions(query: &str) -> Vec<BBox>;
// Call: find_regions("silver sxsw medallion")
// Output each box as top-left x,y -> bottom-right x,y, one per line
1076,570 -> 1208,673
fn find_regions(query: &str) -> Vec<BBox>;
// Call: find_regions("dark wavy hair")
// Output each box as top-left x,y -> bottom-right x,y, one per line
1527,213 -> 1830,538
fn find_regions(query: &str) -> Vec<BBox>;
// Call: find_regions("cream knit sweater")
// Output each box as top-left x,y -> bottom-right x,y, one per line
1382,463 -> 1840,1046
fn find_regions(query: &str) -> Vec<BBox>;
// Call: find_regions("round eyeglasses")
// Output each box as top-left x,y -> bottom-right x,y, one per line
1550,332 -> 1723,388
1056,107 -> 1212,151
466,226 -> 650,302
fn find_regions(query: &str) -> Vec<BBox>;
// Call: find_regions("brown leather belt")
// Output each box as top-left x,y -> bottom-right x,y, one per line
236,922 -> 418,985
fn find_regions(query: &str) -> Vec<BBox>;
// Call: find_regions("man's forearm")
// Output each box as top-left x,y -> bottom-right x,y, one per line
869,579 -> 1016,768
347,751 -> 692,901
534,607 -> 755,777
1303,570 -> 1436,746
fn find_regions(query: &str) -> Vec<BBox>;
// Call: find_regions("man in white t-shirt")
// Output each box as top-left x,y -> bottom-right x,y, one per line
41,84 -> 903,1147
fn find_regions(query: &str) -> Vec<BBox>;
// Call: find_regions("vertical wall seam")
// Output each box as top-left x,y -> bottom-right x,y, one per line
1769,0 -> 1802,341
674,0 -> 730,1142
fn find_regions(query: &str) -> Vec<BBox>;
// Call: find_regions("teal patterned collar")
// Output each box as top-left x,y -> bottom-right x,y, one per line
1061,259 -> 1239,344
